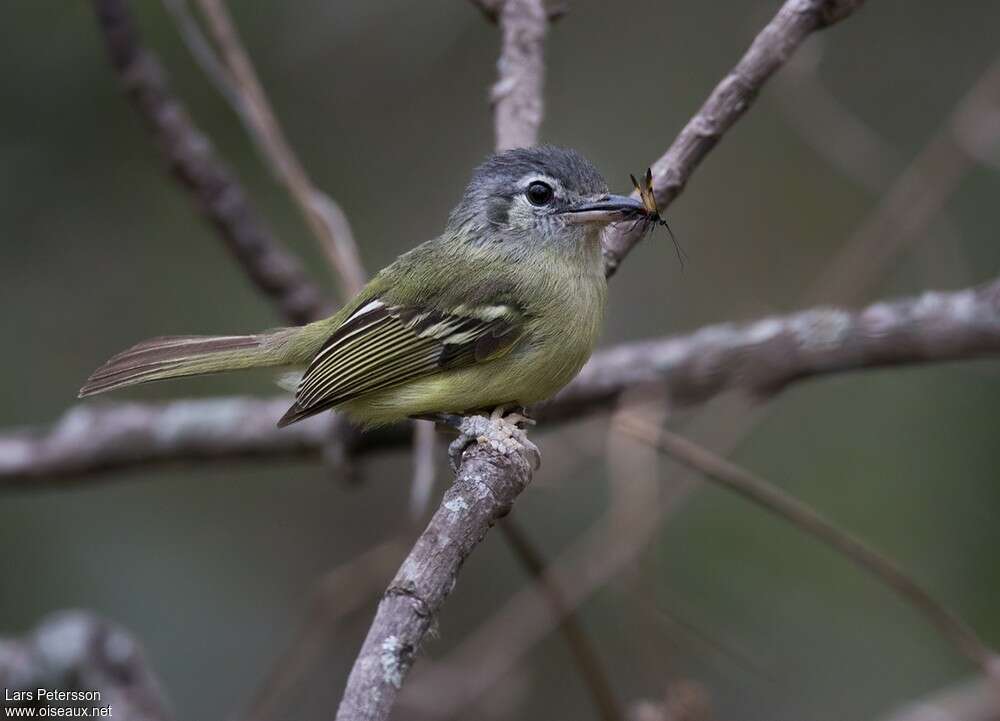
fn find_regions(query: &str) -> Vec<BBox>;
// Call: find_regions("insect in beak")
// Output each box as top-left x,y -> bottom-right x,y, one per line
629,168 -> 684,268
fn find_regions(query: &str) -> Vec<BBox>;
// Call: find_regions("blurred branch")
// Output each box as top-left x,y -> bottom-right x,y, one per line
468,0 -> 566,24
876,678 -> 1000,721
492,0 -> 548,150
601,0 -> 867,275
333,435 -> 536,721
91,0 -> 330,325
617,416 -> 1000,675
192,0 -> 367,299
161,0 -> 242,113
0,611 -> 171,721
773,38 -> 979,296
7,275 -> 1000,488
803,54 -> 1000,306
500,518 -> 623,721
409,420 -> 438,520
628,680 -> 715,721
774,38 -> 899,193
243,540 -> 407,721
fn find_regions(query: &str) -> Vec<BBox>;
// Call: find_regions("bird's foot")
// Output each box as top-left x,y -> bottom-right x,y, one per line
446,406 -> 540,473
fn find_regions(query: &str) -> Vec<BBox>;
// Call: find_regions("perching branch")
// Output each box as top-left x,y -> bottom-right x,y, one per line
0,611 -> 171,721
601,0 -> 867,276
91,0 -> 331,325
6,276 -> 1000,488
332,436 -> 536,721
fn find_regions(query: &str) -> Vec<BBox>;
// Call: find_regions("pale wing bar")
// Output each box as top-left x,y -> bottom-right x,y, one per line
277,300 -> 523,427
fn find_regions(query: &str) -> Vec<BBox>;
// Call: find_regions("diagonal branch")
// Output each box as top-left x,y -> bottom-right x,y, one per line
91,0 -> 331,325
601,0 -> 867,276
499,518 -> 623,721
193,0 -> 367,299
802,54 -> 1000,306
6,276 -> 1000,488
617,416 -> 1000,675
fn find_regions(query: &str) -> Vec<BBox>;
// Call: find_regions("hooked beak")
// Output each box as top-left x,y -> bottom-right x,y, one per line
560,194 -> 647,225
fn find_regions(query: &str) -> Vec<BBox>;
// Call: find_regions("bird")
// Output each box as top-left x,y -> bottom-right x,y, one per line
79,146 -> 650,432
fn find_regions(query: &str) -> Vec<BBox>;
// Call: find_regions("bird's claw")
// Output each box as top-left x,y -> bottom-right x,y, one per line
447,407 -> 540,473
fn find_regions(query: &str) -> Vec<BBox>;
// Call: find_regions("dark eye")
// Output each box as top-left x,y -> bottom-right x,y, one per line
525,181 -> 554,206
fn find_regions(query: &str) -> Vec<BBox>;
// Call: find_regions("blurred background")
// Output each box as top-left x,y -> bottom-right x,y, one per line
2,1 -> 1000,719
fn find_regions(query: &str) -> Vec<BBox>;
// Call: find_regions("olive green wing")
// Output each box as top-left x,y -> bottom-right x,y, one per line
276,299 -> 524,427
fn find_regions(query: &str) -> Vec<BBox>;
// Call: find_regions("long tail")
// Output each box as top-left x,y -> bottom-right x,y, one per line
78,332 -> 293,398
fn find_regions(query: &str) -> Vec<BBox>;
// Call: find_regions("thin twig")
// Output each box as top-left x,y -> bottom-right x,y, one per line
601,0 -> 867,276
803,55 -> 1000,306
194,0 -> 367,299
617,416 -> 1000,674
161,0 -> 243,114
243,540 -> 406,721
774,38 -> 899,193
499,518 -> 623,721
91,0 -> 330,325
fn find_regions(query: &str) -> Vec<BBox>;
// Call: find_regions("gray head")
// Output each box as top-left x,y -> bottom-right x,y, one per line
447,146 -> 645,248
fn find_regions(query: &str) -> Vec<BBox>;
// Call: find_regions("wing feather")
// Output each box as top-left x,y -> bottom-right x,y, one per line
276,299 -> 524,427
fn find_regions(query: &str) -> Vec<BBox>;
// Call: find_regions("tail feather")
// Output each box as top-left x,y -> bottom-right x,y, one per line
79,334 -> 267,397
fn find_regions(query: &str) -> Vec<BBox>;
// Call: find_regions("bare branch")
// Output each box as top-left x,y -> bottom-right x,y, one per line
499,518 -> 623,721
774,39 -> 899,193
617,416 -> 1000,675
0,611 -> 171,721
601,0 -> 867,276
193,0 -> 367,299
332,437 -> 535,721
804,55 -> 1000,306
91,0 -> 330,325
492,0 -> 548,150
875,678 -> 1000,721
7,276 -> 1000,488
243,540 -> 407,721
550,275 -> 1000,417
468,0 -> 566,24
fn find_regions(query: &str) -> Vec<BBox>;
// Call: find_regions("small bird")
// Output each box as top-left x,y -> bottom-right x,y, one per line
79,146 -> 650,429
